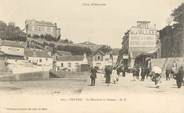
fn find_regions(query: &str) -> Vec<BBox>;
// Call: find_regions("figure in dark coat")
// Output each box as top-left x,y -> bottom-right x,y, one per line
90,67 -> 97,86
132,68 -> 139,80
166,66 -> 171,80
122,66 -> 126,77
105,66 -> 112,86
176,66 -> 184,88
141,68 -> 146,81
116,67 -> 121,76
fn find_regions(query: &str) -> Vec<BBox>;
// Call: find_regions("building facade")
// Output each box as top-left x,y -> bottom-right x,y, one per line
92,50 -> 113,70
120,21 -> 160,68
55,54 -> 88,72
25,19 -> 61,38
0,40 -> 26,59
24,48 -> 53,70
111,48 -> 120,66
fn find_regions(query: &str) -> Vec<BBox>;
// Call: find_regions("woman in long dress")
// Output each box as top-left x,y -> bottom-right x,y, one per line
111,68 -> 119,84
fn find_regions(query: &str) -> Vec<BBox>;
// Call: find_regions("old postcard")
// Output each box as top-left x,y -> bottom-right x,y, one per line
0,0 -> 184,113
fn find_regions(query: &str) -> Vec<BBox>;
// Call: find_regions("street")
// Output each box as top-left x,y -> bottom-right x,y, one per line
83,72 -> 184,95
0,73 -> 184,113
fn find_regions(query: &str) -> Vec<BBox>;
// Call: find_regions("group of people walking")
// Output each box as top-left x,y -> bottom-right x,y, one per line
89,66 -> 120,86
165,62 -> 184,88
89,62 -> 184,88
104,66 -> 119,86
131,66 -> 162,88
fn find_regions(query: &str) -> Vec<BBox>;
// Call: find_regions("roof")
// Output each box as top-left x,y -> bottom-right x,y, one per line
24,48 -> 52,58
1,40 -> 26,48
0,51 -> 4,56
26,19 -> 57,27
112,48 -> 120,55
93,50 -> 105,56
57,55 -> 84,61
56,51 -> 72,56
131,47 -> 158,58
77,41 -> 97,45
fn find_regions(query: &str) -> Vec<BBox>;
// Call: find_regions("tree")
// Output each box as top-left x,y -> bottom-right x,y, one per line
97,45 -> 112,53
0,21 -> 7,31
160,2 -> 184,57
0,20 -> 26,41
171,3 -> 184,25
33,34 -> 40,39
56,45 -> 92,55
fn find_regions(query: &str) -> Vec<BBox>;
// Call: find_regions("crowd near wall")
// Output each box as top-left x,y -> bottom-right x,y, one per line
151,57 -> 184,76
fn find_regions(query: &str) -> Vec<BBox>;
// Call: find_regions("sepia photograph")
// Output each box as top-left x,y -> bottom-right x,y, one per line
0,0 -> 184,113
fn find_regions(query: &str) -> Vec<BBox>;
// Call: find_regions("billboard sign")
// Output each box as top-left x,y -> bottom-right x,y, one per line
129,27 -> 158,48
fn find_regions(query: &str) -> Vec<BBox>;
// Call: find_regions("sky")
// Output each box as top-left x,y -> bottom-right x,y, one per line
0,0 -> 183,48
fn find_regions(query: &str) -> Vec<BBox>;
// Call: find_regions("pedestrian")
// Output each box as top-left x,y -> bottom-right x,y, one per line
132,67 -> 138,81
146,60 -> 152,79
116,67 -> 121,77
122,66 -> 126,77
145,67 -> 150,79
105,65 -> 112,86
152,72 -> 161,88
176,66 -> 184,88
138,66 -> 142,79
90,67 -> 97,86
166,65 -> 171,80
136,67 -> 139,80
141,67 -> 146,81
112,68 -> 119,84
171,62 -> 177,79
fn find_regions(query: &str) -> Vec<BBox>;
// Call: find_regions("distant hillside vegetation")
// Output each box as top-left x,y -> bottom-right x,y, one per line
0,21 -> 26,41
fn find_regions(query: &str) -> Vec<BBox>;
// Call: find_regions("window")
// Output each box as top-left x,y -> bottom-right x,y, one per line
39,59 -> 42,63
61,63 -> 63,67
97,56 -> 101,61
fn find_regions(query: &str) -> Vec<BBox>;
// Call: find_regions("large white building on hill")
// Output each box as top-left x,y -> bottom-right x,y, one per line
25,19 -> 61,39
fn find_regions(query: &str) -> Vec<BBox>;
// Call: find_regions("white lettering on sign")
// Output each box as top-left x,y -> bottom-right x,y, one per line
130,28 -> 157,35
129,33 -> 157,47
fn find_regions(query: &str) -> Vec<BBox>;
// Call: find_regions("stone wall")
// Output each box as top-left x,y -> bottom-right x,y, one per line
0,71 -> 49,81
15,71 -> 49,81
